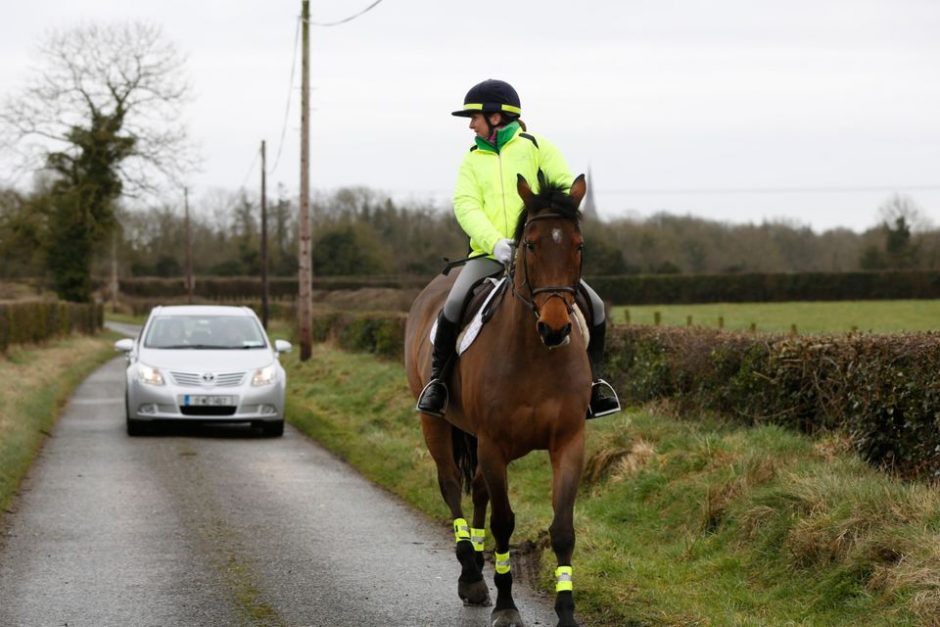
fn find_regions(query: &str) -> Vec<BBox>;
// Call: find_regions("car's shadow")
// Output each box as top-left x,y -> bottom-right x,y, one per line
133,422 -> 281,439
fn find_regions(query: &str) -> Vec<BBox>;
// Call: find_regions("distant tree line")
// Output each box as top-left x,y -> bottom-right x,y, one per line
1,182 -> 936,288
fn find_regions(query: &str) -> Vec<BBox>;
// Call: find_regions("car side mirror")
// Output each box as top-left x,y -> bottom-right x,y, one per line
274,340 -> 292,354
114,338 -> 134,353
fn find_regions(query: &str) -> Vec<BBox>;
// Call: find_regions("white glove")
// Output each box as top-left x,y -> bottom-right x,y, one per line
493,239 -> 515,265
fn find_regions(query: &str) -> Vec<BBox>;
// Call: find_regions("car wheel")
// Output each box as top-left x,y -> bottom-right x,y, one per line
260,420 -> 284,437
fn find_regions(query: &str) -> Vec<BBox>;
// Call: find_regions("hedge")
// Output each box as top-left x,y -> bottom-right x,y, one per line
116,276 -> 427,300
113,270 -> 940,304
0,301 -> 103,352
587,270 -> 940,304
605,326 -> 940,480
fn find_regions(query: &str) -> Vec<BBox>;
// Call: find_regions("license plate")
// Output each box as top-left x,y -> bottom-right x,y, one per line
180,395 -> 235,406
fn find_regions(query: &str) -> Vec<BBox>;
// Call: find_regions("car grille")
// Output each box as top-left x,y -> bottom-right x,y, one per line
179,406 -> 238,416
170,371 -> 246,387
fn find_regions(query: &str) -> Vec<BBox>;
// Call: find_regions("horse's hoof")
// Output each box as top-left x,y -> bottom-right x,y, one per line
458,578 -> 492,606
491,608 -> 524,627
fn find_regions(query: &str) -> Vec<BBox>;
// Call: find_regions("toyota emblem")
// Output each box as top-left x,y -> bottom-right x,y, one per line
201,372 -> 216,384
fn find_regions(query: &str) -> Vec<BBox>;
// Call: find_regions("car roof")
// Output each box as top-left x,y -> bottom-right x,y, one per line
149,305 -> 255,317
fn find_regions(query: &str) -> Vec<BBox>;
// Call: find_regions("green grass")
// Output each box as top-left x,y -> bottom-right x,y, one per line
0,333 -> 119,514
284,344 -> 940,626
613,300 -> 940,334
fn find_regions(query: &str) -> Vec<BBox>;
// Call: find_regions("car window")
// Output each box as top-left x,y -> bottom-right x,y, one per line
144,315 -> 267,349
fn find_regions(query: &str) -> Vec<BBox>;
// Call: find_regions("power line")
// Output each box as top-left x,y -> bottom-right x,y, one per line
600,185 -> 940,196
268,15 -> 301,177
308,0 -> 386,27
239,148 -> 260,191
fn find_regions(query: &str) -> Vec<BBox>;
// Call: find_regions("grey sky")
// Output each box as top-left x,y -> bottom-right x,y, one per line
1,0 -> 939,232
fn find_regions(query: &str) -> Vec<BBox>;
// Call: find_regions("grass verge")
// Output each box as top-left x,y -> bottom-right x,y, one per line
285,344 -> 940,626
0,333 -> 119,515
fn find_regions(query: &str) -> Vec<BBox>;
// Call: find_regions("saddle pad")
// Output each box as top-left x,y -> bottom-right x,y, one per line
430,278 -> 506,355
430,277 -> 590,355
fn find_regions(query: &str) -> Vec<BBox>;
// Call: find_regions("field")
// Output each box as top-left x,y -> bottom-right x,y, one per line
612,299 -> 940,334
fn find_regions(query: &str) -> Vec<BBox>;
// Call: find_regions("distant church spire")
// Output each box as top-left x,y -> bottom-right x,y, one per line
581,166 -> 598,220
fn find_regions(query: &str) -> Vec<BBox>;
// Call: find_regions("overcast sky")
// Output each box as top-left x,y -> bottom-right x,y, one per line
2,0 -> 939,232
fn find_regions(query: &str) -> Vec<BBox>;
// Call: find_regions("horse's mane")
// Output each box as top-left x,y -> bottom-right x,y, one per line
513,178 -> 582,243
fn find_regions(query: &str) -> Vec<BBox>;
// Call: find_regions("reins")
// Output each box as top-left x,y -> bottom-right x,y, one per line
508,212 -> 583,319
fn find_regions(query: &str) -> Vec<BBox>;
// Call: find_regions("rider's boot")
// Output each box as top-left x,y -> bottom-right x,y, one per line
416,312 -> 459,417
587,320 -> 621,419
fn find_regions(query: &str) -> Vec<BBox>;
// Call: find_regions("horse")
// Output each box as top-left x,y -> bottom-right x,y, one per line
405,173 -> 591,627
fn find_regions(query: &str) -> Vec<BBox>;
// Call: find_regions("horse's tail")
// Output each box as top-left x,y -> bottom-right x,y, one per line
452,427 -> 478,495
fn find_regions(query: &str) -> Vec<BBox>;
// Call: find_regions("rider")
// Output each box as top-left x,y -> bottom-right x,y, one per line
416,79 -> 621,420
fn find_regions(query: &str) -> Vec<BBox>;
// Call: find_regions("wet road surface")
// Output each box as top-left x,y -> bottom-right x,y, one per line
0,354 -> 560,626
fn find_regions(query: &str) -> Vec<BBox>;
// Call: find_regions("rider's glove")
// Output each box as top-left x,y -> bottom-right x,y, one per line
493,239 -> 515,265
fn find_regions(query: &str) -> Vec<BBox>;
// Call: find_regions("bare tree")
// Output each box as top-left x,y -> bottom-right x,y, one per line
3,21 -> 195,190
0,22 -> 197,300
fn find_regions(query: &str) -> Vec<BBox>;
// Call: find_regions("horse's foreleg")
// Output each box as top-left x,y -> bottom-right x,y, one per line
479,441 -> 523,627
422,418 -> 489,606
549,431 -> 586,627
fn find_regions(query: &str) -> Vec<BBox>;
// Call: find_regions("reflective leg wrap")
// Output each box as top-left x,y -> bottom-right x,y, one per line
555,565 -> 573,592
453,517 -> 471,543
470,527 -> 486,553
494,550 -> 511,575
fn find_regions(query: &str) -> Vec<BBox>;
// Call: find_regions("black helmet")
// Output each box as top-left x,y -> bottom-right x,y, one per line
451,79 -> 521,118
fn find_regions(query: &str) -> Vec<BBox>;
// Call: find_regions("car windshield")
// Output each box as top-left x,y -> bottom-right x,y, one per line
144,315 -> 267,349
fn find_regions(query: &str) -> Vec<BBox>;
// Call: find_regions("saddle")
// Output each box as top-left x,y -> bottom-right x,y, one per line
431,275 -> 593,354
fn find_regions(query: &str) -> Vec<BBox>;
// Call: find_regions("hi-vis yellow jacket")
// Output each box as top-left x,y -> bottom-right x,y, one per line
453,121 -> 574,258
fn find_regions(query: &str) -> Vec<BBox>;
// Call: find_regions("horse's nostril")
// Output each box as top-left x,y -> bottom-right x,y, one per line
537,321 -> 572,347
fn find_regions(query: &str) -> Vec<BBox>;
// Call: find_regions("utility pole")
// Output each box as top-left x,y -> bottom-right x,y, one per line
260,140 -> 270,329
109,230 -> 119,312
297,0 -> 313,361
184,187 -> 194,304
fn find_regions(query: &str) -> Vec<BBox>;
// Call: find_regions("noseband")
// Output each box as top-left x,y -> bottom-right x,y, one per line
508,212 -> 583,318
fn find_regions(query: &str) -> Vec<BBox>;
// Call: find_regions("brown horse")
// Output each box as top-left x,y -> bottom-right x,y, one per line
405,174 -> 591,627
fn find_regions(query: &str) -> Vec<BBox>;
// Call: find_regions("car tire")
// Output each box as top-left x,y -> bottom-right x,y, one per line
260,420 -> 284,437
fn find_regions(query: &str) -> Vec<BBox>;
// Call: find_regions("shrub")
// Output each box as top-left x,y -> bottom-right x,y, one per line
606,326 -> 940,479
0,301 -> 102,352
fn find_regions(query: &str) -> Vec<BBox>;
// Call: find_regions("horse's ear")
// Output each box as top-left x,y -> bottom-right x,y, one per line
569,174 -> 587,208
517,174 -> 535,208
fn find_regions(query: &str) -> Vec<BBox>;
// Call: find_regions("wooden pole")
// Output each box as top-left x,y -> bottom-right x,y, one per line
260,140 -> 270,328
109,230 -> 119,312
184,186 -> 193,304
298,0 -> 313,360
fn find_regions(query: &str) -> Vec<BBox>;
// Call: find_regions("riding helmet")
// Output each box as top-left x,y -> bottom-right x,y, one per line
451,79 -> 521,118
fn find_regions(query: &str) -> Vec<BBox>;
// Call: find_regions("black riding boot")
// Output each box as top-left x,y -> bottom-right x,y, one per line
416,312 -> 459,417
587,320 -> 621,419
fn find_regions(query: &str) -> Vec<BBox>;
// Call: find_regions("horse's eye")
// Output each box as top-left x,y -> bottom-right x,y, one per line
525,241 -> 536,251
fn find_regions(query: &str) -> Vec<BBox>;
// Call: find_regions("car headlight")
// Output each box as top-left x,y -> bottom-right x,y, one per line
252,364 -> 277,386
138,363 -> 165,386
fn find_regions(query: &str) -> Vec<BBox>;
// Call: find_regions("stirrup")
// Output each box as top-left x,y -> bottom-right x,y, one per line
416,378 -> 448,418
588,378 -> 621,419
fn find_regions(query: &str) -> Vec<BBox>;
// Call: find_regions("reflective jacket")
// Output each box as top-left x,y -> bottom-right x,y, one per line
453,122 -> 574,258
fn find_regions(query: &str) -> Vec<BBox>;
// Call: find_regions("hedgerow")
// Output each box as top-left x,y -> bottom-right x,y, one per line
0,301 -> 103,352
606,326 -> 940,479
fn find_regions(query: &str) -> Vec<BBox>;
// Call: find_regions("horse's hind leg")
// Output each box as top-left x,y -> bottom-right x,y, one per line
420,417 -> 489,606
470,466 -> 489,572
478,441 -> 523,627
549,432 -> 586,627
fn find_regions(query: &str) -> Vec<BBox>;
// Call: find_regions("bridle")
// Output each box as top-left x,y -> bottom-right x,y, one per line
508,212 -> 583,319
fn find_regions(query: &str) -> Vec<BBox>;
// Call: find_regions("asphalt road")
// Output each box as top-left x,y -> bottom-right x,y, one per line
0,346 -> 561,626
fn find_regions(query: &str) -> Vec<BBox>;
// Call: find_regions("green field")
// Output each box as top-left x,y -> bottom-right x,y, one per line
613,299 -> 940,334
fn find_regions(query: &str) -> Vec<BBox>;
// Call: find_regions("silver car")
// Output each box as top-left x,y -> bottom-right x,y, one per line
115,305 -> 292,436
